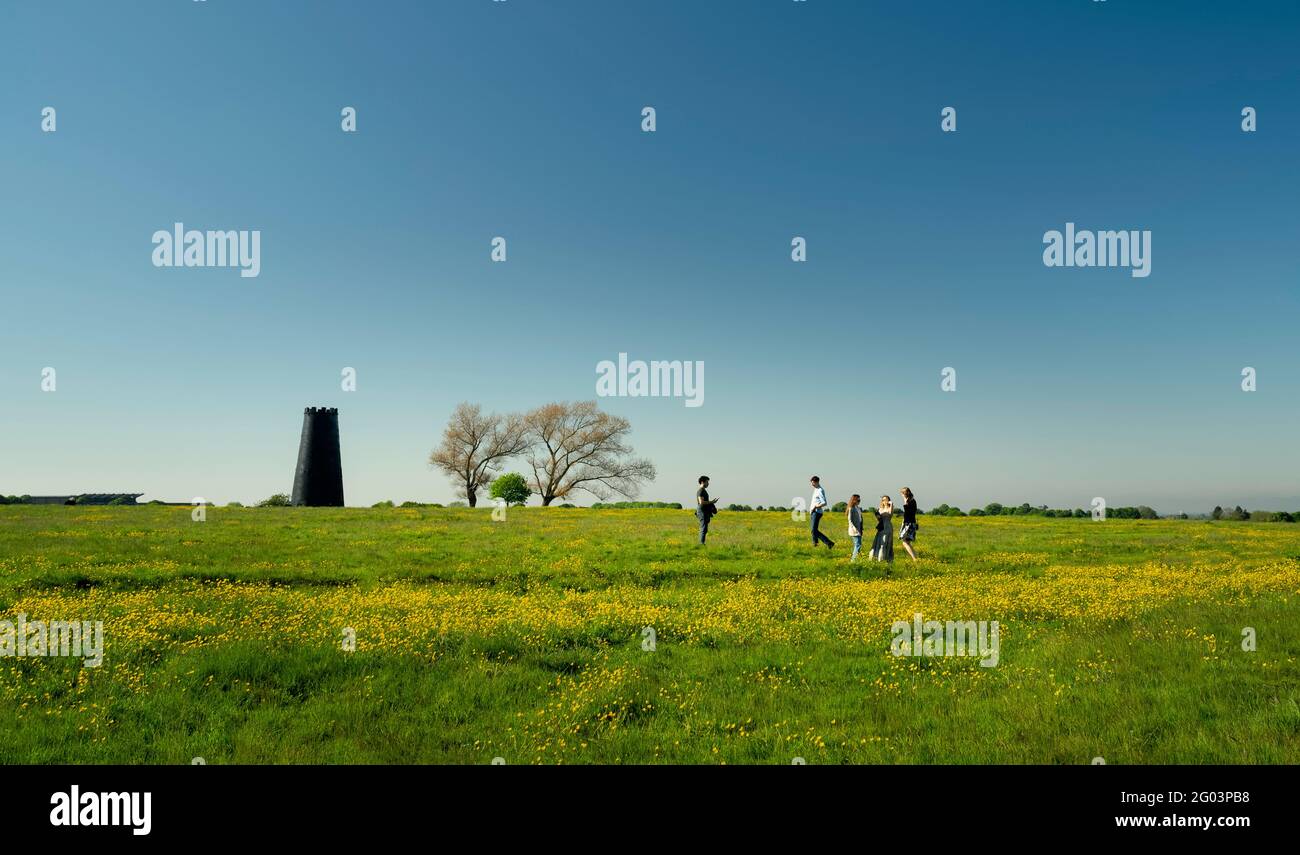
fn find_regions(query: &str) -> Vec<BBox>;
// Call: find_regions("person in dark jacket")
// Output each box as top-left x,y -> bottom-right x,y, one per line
898,487 -> 919,560
695,475 -> 718,544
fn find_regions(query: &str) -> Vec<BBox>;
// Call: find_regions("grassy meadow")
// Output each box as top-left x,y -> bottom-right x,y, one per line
1,505 -> 1298,764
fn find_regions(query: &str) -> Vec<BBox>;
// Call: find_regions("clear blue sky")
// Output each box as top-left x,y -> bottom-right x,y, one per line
2,0 -> 1297,513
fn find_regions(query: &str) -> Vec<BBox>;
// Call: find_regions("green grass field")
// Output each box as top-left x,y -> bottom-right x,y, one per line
2,505 -> 1298,764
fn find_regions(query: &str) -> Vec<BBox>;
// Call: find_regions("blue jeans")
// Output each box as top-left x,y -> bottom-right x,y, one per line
810,510 -> 834,548
850,535 -> 862,560
696,510 -> 710,544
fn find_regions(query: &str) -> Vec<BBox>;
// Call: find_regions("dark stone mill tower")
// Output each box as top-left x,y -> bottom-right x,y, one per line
291,407 -> 345,507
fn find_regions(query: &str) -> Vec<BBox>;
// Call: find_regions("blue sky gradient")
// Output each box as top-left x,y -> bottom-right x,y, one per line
2,0 -> 1297,512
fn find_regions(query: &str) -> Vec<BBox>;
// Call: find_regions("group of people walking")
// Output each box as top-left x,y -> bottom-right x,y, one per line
694,475 -> 919,564
810,476 -> 918,563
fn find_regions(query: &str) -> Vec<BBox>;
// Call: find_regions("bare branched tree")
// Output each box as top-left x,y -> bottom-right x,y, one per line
429,403 -> 529,507
524,401 -> 656,506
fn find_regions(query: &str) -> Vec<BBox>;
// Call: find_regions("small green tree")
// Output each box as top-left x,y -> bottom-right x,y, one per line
490,472 -> 532,507
257,493 -> 291,507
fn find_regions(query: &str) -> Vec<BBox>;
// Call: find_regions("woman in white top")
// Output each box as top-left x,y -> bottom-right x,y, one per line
871,495 -> 894,563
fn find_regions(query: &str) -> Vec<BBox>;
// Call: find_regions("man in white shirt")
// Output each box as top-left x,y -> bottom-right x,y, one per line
809,475 -> 835,550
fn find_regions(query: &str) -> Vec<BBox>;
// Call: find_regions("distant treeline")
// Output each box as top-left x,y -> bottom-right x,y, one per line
590,501 -> 682,510
0,495 -> 138,506
928,502 -> 1156,518
719,504 -> 793,512
1209,505 -> 1295,522
370,500 -> 446,509
899,502 -> 1295,521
